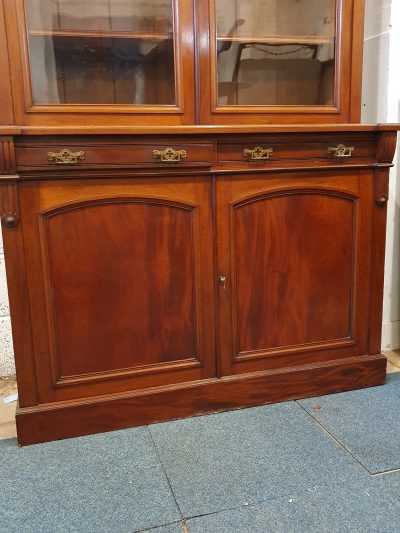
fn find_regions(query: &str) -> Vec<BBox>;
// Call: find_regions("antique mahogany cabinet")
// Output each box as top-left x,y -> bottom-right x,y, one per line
0,0 -> 398,445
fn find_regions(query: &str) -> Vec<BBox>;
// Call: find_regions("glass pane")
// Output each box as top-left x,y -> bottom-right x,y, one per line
24,0 -> 176,105
216,0 -> 337,106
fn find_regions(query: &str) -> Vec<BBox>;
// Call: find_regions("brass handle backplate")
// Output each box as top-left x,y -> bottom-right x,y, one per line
243,146 -> 273,160
152,147 -> 187,163
47,148 -> 86,164
328,144 -> 355,158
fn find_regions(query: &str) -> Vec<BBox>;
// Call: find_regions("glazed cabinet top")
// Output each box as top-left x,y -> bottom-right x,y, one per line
0,0 -> 365,127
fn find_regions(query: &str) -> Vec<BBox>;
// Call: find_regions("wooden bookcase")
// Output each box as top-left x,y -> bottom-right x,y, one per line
0,0 -> 398,445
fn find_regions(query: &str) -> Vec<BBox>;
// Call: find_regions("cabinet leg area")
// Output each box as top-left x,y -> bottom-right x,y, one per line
16,354 -> 386,446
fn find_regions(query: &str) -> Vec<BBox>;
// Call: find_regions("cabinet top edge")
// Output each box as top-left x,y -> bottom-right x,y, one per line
0,127 -> 22,136
1,124 -> 399,136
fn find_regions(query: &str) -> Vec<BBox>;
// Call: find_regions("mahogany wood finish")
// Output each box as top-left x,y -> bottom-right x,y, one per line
216,170 -> 372,376
10,124 -> 400,136
17,177 -> 216,402
16,139 -> 214,169
16,355 -> 386,446
0,2 -> 13,124
217,133 -> 377,165
0,0 -> 398,445
0,129 -> 395,445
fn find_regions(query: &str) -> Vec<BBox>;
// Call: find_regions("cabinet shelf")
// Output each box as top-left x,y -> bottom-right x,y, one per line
217,35 -> 334,46
29,29 -> 171,41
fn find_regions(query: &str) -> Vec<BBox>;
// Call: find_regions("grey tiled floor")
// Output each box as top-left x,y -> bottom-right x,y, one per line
0,373 -> 400,532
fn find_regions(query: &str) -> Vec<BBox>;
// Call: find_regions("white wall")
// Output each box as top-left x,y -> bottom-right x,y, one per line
0,231 -> 15,375
0,1 -> 399,376
362,0 -> 400,350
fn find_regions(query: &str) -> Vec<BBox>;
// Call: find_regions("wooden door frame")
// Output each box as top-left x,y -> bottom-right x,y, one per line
17,175 -> 216,403
196,0 -> 365,125
3,0 -> 196,126
216,169 -> 374,376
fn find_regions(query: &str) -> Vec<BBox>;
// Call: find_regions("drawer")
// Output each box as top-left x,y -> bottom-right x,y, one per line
217,135 -> 377,165
16,140 -> 214,169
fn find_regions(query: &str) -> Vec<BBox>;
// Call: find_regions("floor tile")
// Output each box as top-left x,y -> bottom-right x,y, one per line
298,373 -> 400,474
149,402 -> 367,517
0,427 -> 181,533
186,475 -> 400,533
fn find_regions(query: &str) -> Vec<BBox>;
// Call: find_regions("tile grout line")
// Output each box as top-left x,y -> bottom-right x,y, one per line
174,494 -> 298,524
145,479 -> 348,527
143,424 -> 292,530
294,401 -> 374,476
145,425 -> 188,532
371,467 -> 400,477
153,496 -> 286,527
132,519 -> 184,533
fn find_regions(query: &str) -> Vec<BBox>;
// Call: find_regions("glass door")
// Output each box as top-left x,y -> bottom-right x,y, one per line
9,0 -> 195,125
216,0 -> 336,107
198,0 -> 362,124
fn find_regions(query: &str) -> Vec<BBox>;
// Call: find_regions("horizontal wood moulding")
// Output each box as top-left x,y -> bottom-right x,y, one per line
16,355 -> 386,446
3,125 -> 399,137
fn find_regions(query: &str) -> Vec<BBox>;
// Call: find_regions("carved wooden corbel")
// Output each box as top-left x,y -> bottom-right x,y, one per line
0,181 -> 19,228
0,136 -> 16,174
0,137 -> 19,228
376,131 -> 398,164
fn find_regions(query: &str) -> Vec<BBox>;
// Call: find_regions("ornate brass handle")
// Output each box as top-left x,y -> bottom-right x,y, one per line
152,147 -> 187,163
328,144 -> 355,158
47,148 -> 86,164
243,146 -> 273,160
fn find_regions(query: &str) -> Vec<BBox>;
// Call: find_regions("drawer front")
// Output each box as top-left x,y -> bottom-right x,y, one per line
16,142 -> 214,169
217,136 -> 377,165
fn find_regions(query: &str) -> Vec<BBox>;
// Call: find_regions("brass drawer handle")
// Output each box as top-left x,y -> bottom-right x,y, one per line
328,144 -> 355,158
243,146 -> 273,160
152,147 -> 187,163
47,148 -> 86,164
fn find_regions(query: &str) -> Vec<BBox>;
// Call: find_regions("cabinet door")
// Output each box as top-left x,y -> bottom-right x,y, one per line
198,0 -> 364,124
5,0 -> 195,126
19,176 -> 215,402
216,170 -> 373,376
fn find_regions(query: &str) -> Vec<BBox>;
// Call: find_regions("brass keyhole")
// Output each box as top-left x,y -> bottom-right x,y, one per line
218,275 -> 227,288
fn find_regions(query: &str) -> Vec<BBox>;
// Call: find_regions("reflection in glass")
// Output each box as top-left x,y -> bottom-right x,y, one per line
25,0 -> 176,105
216,0 -> 337,106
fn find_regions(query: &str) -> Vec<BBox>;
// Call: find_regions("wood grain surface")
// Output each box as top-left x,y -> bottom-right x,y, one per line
16,355 -> 386,446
